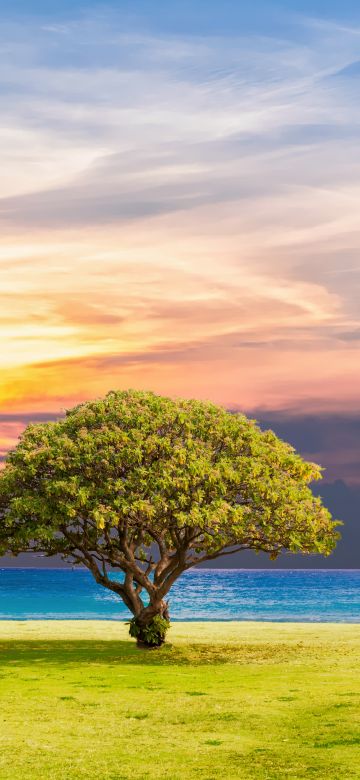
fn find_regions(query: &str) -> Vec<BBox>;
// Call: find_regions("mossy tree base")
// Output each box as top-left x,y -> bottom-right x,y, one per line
128,614 -> 170,648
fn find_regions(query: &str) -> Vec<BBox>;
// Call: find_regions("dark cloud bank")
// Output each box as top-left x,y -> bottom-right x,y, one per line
1,410 -> 359,569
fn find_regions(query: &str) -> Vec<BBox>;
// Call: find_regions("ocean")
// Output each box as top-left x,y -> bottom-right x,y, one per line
0,568 -> 359,621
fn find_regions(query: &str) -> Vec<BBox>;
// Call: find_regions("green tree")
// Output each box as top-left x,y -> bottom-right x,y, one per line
0,390 -> 339,646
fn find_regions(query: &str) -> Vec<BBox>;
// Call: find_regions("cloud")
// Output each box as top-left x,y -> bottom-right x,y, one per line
327,59 -> 360,79
1,10 -> 360,229
0,412 -> 62,423
337,328 -> 360,342
0,7 -> 359,418
249,411 -> 360,486
55,300 -> 126,326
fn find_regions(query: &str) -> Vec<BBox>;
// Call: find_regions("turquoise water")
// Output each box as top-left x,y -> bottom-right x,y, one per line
1,568 -> 359,621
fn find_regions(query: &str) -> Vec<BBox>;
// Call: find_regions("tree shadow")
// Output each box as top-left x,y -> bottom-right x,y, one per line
0,640 -> 178,667
0,638 -> 318,667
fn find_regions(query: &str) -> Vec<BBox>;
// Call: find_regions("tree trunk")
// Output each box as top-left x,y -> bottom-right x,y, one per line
132,600 -> 170,648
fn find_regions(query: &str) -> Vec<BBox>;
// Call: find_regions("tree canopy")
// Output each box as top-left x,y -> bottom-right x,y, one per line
0,390 -> 340,645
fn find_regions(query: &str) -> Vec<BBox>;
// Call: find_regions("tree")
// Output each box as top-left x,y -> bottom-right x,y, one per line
0,390 -> 339,646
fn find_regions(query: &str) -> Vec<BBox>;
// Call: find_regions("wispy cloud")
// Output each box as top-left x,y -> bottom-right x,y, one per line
0,5 -> 359,431
254,410 -> 360,485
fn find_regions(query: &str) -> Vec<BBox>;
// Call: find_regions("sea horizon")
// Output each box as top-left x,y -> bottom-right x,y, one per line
2,567 -> 359,623
1,566 -> 360,571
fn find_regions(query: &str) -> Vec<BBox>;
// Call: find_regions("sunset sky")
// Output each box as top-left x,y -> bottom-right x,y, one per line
1,0 -> 359,492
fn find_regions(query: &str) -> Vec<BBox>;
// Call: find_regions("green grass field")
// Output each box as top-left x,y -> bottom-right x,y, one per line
1,621 -> 360,780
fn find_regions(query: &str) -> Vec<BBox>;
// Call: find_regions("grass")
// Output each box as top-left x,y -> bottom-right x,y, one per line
1,621 -> 360,779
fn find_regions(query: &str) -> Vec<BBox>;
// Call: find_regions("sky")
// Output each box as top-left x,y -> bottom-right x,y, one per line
0,0 -> 359,565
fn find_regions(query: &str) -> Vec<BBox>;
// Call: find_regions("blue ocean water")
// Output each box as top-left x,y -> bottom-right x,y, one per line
0,568 -> 359,621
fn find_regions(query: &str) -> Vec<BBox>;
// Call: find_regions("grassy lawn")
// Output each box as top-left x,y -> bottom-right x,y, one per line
1,621 -> 360,780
